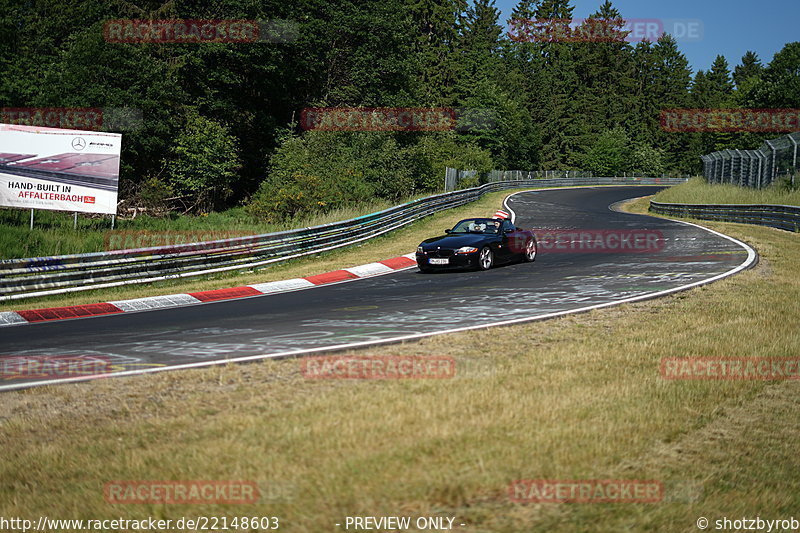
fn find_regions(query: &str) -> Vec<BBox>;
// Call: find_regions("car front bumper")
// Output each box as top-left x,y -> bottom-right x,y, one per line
415,252 -> 478,269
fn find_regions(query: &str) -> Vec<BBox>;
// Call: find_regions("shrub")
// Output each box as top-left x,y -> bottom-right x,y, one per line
248,130 -> 494,221
164,113 -> 241,212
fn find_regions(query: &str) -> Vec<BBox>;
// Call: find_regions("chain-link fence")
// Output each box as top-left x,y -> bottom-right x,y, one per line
701,132 -> 800,189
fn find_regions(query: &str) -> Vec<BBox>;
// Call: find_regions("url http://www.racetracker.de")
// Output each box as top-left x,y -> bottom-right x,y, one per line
0,516 -> 281,532
696,516 -> 799,531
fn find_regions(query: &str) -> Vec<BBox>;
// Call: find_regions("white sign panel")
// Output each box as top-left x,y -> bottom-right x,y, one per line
0,124 -> 121,215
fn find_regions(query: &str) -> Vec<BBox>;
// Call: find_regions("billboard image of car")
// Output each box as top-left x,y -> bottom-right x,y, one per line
0,124 -> 121,215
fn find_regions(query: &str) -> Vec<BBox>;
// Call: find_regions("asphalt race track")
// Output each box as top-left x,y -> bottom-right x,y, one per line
0,186 -> 755,390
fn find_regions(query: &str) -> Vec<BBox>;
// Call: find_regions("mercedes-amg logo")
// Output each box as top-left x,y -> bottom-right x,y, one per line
72,137 -> 86,151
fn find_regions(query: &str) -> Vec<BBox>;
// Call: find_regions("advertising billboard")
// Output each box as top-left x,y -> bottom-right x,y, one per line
0,123 -> 121,215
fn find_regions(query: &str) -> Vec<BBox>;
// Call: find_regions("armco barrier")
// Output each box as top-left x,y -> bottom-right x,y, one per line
649,201 -> 800,232
0,177 -> 685,301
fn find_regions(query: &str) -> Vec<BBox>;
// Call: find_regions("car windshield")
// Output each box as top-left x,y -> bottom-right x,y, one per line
450,219 -> 501,234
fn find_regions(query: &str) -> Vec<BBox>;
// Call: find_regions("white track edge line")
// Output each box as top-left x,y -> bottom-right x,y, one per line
1,261 -> 420,327
1,185 -> 662,325
0,215 -> 757,392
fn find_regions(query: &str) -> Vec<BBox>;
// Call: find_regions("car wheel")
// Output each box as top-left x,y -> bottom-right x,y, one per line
523,238 -> 537,262
478,247 -> 494,270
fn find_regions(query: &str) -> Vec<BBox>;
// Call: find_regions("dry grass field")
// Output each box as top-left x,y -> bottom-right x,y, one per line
1,188 -> 798,532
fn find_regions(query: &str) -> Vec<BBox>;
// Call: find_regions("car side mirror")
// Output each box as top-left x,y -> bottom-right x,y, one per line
504,228 -> 514,234
444,229 -> 451,234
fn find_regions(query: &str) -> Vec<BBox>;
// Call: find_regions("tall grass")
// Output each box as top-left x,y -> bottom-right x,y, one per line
654,176 -> 800,206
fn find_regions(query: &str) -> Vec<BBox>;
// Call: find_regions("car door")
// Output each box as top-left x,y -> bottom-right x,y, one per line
504,220 -> 528,258
497,219 -> 516,261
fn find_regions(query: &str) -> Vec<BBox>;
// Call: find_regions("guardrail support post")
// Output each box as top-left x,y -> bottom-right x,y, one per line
708,156 -> 714,183
765,140 -> 777,187
789,135 -> 798,188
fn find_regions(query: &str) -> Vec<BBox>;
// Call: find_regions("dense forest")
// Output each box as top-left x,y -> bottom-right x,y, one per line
1,0 -> 798,220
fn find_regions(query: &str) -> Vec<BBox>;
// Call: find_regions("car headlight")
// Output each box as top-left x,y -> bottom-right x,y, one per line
456,246 -> 479,254
417,246 -> 424,253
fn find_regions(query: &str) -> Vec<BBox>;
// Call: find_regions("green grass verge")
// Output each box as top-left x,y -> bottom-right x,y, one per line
0,198 -> 422,260
0,196 -> 798,532
653,176 -> 800,206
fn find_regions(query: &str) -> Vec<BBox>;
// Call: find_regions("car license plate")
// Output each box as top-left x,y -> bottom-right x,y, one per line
429,258 -> 449,265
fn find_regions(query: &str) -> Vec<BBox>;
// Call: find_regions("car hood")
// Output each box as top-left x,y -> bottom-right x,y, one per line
420,233 -> 495,249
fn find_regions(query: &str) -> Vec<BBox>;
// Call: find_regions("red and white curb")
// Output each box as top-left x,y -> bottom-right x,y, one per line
0,253 -> 418,327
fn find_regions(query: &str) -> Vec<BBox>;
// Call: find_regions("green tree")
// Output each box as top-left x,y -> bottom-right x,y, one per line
749,42 -> 800,108
165,114 -> 241,212
630,142 -> 665,176
248,131 -> 408,221
407,0 -> 468,105
0,0 -> 16,103
733,51 -> 764,90
502,0 -> 547,168
407,133 -> 494,190
454,0 -> 503,96
707,55 -> 734,98
688,71 -> 717,157
581,127 -> 632,176
570,1 -> 637,161
458,0 -> 502,68
531,0 -> 580,169
454,0 -> 538,168
509,0 -> 540,21
690,70 -> 713,106
458,79 -> 539,169
643,35 -> 693,172
4,0 -> 789,216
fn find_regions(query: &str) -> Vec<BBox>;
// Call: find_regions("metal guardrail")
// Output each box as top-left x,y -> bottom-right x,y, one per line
0,176 -> 685,301
650,201 -> 800,232
444,168 -> 691,191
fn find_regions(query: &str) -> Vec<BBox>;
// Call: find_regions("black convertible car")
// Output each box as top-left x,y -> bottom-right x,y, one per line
416,217 -> 537,272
